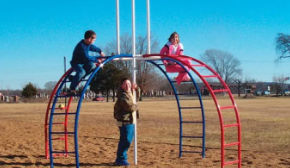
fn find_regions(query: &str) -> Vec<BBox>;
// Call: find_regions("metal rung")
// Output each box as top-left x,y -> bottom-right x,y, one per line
177,93 -> 198,96
65,79 -> 88,83
52,113 -> 77,115
224,142 -> 239,147
182,136 -> 203,138
202,75 -> 217,78
52,151 -> 76,154
220,105 -> 235,110
224,123 -> 239,128
46,122 -> 65,125
182,121 -> 203,124
212,89 -> 229,93
181,80 -> 192,83
57,95 -> 80,98
52,137 -> 65,141
190,64 -> 205,67
171,80 -> 192,83
181,151 -> 202,153
52,153 -> 65,157
50,107 -> 67,110
224,160 -> 239,165
50,132 -> 75,135
180,107 -> 201,109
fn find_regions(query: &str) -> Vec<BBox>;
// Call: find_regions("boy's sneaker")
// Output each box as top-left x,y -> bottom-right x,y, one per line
66,89 -> 77,96
114,160 -> 130,166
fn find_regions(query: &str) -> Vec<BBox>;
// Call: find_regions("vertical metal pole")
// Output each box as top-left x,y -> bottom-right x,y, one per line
116,0 -> 120,54
132,0 -> 136,56
131,0 -> 137,165
146,0 -> 151,54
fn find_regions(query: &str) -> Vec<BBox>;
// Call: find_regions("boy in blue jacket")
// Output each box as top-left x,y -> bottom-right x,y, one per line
68,30 -> 105,95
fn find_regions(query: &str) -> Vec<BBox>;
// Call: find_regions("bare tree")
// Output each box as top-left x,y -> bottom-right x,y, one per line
6,85 -> 11,96
233,78 -> 243,97
104,33 -> 160,94
200,49 -> 242,83
276,33 -> 290,59
244,76 -> 257,83
232,76 -> 257,97
44,81 -> 57,92
156,78 -> 172,92
272,75 -> 287,95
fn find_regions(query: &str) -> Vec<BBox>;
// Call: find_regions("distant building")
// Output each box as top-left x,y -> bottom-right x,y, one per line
198,82 -> 256,95
11,95 -> 19,103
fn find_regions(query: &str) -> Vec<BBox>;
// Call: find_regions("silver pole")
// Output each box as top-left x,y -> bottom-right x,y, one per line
116,0 -> 120,54
146,0 -> 151,54
132,0 -> 136,56
131,0 -> 137,165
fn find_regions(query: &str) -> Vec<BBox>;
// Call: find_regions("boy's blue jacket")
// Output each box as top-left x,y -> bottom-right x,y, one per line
71,40 -> 102,64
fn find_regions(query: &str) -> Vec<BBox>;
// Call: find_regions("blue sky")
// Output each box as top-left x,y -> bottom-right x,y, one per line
0,0 -> 289,90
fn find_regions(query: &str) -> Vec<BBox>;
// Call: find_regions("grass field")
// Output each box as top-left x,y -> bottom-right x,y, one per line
0,96 -> 289,168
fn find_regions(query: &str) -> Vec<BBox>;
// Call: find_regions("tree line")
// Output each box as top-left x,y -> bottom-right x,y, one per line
5,32 -> 290,99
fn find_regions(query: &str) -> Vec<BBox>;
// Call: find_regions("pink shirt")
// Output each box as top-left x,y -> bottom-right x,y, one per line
160,42 -> 184,55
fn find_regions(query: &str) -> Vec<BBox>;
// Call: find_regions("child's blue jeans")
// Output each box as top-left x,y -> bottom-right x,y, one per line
70,61 -> 96,90
116,124 -> 134,163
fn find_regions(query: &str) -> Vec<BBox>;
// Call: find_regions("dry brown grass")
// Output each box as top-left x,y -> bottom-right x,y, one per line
0,96 -> 289,168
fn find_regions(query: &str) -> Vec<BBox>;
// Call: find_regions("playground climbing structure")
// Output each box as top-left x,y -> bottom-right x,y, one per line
44,54 -> 241,168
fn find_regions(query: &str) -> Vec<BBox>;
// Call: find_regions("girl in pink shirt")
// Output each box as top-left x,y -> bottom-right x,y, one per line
160,32 -> 191,84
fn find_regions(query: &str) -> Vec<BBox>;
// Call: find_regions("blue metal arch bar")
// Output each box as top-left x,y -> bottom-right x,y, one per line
48,54 -> 133,167
148,58 -> 206,158
74,54 -> 134,166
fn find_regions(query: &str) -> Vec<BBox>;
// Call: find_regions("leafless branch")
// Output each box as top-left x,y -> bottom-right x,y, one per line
276,33 -> 290,59
200,49 -> 242,83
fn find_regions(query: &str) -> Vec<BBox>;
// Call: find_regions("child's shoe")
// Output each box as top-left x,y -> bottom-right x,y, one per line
66,89 -> 77,96
114,160 -> 130,166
